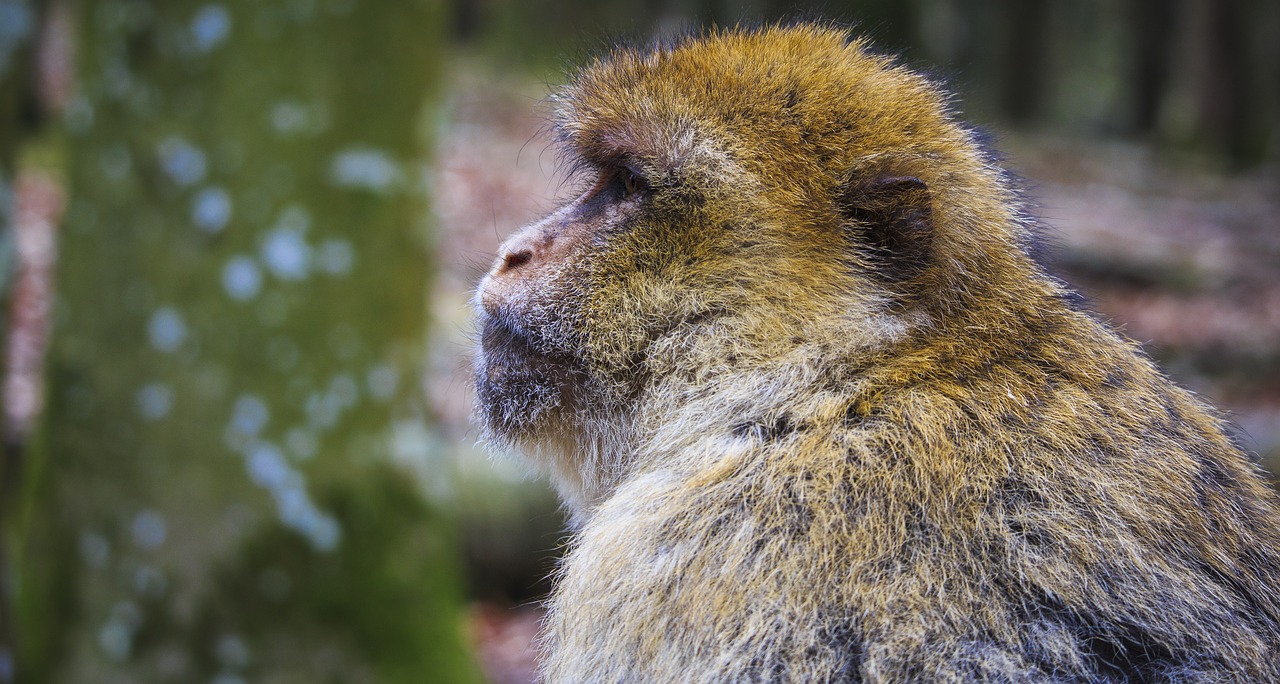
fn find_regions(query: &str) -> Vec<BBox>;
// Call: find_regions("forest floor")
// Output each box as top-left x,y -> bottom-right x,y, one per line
428,65 -> 1280,684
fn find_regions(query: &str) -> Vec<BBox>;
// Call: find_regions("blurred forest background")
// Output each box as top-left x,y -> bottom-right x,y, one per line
0,0 -> 1276,682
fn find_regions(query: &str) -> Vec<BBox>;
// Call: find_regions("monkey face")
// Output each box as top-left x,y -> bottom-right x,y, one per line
474,164 -> 657,444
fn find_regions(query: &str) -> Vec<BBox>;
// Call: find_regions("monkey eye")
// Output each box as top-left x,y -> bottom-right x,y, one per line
616,167 -> 649,197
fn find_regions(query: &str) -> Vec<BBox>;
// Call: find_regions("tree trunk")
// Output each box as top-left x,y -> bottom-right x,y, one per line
20,1 -> 481,681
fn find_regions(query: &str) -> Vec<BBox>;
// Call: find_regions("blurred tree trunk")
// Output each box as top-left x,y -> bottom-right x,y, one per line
999,0 -> 1048,124
1125,0 -> 1176,135
20,1 -> 481,682
853,0 -> 919,55
0,1 -> 40,431
0,1 -> 43,680
1196,0 -> 1263,165
1197,0 -> 1247,159
452,0 -> 486,40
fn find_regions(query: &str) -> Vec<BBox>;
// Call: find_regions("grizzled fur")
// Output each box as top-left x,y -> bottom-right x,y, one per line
473,25 -> 1280,682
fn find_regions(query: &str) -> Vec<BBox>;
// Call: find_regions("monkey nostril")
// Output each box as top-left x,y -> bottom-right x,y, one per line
503,250 -> 533,271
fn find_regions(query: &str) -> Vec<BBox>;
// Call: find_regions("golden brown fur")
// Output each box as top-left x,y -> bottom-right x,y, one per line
473,25 -> 1280,682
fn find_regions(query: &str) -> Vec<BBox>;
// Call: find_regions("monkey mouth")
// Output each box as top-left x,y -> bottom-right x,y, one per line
479,315 -> 556,371
475,315 -> 586,437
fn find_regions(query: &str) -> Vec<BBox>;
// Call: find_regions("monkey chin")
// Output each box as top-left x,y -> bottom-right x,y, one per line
474,314 -> 639,519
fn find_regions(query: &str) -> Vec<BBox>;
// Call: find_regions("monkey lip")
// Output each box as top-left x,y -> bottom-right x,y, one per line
479,314 -> 542,363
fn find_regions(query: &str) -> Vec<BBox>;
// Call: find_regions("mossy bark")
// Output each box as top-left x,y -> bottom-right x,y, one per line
20,1 -> 481,681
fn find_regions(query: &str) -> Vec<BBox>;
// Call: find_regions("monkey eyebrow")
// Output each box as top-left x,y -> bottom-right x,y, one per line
592,153 -> 646,177
559,142 -> 673,191
556,150 -> 635,182
556,153 -> 598,185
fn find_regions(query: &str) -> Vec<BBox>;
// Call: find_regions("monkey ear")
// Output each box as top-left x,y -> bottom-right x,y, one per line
838,175 -> 934,284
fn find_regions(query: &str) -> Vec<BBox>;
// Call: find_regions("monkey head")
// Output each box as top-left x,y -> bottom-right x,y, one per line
473,26 -> 1032,511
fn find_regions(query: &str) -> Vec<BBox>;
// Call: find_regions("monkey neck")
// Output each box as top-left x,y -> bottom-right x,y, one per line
527,404 -> 641,526
550,303 -> 916,518
554,272 -> 1077,524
